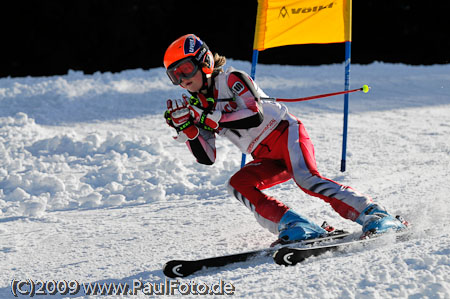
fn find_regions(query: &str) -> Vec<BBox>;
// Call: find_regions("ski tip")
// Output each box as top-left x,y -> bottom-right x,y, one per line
163,260 -> 188,278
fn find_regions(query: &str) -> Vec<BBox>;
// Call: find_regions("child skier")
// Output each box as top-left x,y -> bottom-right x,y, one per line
163,34 -> 406,243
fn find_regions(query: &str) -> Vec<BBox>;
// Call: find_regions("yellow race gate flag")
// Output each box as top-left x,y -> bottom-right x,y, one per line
254,0 -> 352,50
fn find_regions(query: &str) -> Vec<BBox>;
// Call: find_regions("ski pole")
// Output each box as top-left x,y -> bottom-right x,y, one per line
264,85 -> 370,103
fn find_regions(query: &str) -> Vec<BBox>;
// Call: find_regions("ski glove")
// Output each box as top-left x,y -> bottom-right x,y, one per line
186,94 -> 222,130
165,98 -> 199,142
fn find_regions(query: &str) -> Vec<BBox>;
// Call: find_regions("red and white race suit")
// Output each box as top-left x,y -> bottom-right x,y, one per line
184,67 -> 373,234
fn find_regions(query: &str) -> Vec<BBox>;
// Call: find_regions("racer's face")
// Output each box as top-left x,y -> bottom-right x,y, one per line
180,70 -> 203,93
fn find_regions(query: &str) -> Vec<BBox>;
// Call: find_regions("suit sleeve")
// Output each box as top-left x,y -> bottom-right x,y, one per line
218,71 -> 264,129
186,129 -> 216,165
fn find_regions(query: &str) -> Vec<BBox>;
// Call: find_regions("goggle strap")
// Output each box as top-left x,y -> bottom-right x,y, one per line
193,43 -> 209,64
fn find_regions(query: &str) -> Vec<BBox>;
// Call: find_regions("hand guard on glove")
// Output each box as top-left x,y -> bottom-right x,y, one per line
164,98 -> 199,142
185,94 -> 222,130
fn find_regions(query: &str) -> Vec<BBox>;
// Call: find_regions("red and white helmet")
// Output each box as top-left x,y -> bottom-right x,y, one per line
163,34 -> 214,85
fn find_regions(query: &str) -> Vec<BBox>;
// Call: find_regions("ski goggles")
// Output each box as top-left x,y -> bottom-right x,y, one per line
166,58 -> 199,85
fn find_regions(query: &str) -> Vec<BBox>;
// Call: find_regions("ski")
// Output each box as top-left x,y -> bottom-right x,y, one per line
273,229 -> 411,266
163,230 -> 351,278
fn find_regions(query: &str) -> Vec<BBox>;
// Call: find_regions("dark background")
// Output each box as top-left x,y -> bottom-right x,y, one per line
2,0 -> 449,78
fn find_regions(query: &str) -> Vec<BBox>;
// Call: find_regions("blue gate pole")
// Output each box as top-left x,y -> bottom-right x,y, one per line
340,41 -> 351,172
241,49 -> 259,168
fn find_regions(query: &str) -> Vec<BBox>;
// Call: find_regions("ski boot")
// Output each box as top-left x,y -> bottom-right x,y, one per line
272,210 -> 327,246
357,204 -> 408,238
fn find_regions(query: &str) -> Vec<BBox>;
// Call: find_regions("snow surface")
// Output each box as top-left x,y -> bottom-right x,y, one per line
0,61 -> 449,298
